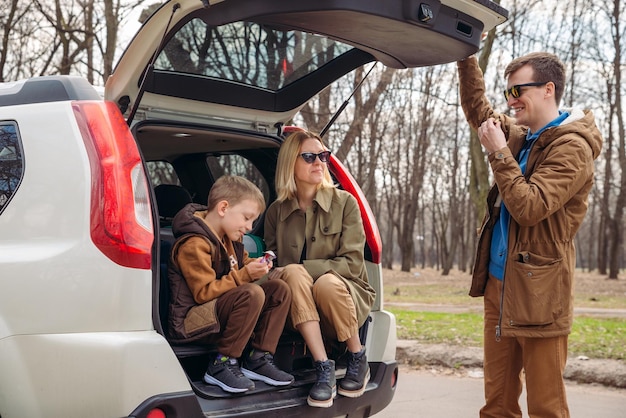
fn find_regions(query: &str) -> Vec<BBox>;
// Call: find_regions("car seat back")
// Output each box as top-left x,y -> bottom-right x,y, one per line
154,184 -> 193,227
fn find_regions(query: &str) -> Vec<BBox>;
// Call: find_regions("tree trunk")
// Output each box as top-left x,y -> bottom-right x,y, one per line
607,0 -> 624,280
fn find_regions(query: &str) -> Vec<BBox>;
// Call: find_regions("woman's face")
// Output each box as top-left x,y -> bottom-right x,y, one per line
294,137 -> 326,188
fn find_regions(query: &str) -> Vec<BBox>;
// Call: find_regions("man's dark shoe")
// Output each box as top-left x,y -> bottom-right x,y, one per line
338,348 -> 370,398
307,359 -> 336,408
204,354 -> 255,393
241,350 -> 294,386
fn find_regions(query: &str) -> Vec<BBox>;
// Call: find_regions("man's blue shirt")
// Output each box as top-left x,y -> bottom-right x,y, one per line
488,111 -> 570,280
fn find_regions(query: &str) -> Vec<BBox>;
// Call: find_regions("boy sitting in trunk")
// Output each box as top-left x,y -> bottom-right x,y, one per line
168,175 -> 293,393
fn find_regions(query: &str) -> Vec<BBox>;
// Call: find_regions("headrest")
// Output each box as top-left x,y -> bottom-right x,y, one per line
154,184 -> 193,220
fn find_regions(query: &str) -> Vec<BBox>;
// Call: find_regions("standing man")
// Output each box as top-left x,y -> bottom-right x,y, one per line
457,52 -> 602,418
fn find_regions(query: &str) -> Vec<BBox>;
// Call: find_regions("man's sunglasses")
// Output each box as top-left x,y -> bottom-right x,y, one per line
299,151 -> 331,164
503,82 -> 548,101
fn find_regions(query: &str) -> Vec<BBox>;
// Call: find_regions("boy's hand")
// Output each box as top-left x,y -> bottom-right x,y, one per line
246,258 -> 271,280
259,250 -> 276,264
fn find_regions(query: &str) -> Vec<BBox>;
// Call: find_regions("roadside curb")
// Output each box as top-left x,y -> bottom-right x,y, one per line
396,340 -> 626,389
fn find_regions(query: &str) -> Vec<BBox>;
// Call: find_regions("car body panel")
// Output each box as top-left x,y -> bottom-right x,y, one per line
0,94 -> 192,417
0,102 -> 153,337
0,332 -> 189,418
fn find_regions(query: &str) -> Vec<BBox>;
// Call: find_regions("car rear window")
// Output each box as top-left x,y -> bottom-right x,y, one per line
0,122 -> 24,215
206,154 -> 270,203
146,161 -> 181,187
155,19 -> 352,91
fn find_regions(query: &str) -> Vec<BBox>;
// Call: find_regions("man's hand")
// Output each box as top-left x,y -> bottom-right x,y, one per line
478,118 -> 507,154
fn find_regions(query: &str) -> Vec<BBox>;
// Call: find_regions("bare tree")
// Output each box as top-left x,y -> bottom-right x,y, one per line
384,67 -> 439,271
1,1 -> 48,80
605,0 -> 625,279
1,0 -> 24,81
597,74 -> 614,276
33,0 -> 91,75
1,0 -> 145,84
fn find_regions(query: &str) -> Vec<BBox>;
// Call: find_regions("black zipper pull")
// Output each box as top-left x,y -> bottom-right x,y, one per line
495,325 -> 501,342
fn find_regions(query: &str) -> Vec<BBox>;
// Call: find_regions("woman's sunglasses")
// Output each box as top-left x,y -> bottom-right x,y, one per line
503,82 -> 548,101
299,151 -> 331,164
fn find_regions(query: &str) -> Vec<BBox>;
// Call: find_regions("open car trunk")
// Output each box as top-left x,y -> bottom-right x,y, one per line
108,0 -> 508,415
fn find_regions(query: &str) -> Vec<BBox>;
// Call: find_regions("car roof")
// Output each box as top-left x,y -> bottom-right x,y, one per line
106,0 -> 507,130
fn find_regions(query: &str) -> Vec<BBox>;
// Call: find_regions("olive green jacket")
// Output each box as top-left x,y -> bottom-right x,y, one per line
458,56 -> 603,338
264,187 -> 375,327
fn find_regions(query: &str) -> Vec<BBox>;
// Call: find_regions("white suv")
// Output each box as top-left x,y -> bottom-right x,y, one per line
0,1 -> 507,417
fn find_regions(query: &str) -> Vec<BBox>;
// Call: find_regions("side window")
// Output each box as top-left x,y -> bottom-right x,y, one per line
0,122 -> 24,215
145,161 -> 181,187
206,154 -> 270,203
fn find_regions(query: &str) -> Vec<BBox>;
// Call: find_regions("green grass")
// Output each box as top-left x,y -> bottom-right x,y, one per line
385,284 -> 481,306
385,284 -> 626,309
389,309 -> 626,361
574,295 -> 626,309
569,316 -> 626,360
391,310 -> 483,346
383,269 -> 626,310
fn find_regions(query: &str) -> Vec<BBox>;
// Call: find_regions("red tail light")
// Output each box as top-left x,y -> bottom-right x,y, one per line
329,156 -> 382,264
73,101 -> 153,269
146,408 -> 166,418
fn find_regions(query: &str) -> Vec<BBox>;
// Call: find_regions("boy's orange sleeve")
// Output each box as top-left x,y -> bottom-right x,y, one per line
176,236 -> 252,304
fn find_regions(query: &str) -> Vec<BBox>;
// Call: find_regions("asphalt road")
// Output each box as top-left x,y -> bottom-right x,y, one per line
373,365 -> 626,418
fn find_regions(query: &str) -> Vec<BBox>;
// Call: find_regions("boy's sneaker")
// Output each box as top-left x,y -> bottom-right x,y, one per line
338,348 -> 370,398
307,359 -> 336,408
204,354 -> 255,393
241,351 -> 294,386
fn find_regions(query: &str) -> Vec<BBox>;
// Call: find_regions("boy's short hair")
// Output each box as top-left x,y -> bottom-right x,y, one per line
207,175 -> 266,213
504,51 -> 566,106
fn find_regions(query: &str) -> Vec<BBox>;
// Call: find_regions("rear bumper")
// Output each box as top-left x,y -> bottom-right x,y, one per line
129,361 -> 398,417
128,391 -> 204,417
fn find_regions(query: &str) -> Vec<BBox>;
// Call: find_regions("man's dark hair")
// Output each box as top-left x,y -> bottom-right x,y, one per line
505,52 -> 566,106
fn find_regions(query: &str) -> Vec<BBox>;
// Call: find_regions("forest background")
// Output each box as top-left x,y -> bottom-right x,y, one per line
2,0 -> 624,279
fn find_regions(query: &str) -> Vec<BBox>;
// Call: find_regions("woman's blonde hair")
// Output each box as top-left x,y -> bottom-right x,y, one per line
275,130 -> 335,202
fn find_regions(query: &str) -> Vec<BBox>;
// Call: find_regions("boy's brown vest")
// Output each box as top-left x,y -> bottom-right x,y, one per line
167,203 -> 245,343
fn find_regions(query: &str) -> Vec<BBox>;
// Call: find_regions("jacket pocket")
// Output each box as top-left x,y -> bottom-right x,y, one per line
184,299 -> 220,337
507,252 -> 563,326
